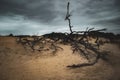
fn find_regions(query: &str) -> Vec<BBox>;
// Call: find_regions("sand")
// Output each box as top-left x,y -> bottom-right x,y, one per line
0,36 -> 120,80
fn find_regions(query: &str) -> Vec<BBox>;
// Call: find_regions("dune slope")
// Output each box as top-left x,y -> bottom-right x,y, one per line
0,37 -> 120,80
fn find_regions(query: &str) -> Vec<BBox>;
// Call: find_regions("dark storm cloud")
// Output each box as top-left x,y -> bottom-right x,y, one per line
0,0 -> 120,35
0,0 -> 57,23
78,0 -> 120,26
1,0 -> 119,24
115,0 -> 120,8
0,0 -> 120,24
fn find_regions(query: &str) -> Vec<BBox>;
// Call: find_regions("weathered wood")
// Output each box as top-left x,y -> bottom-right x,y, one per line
65,2 -> 73,34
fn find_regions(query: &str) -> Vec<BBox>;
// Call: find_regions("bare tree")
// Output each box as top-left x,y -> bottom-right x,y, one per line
65,2 -> 73,34
16,1 -> 109,68
64,1 -> 109,68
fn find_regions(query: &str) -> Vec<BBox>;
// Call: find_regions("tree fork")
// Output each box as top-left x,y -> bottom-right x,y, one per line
65,2 -> 73,34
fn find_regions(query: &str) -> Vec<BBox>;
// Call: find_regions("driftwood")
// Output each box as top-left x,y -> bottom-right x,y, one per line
16,1 -> 110,68
64,1 -> 109,68
65,2 -> 73,34
16,36 -> 63,54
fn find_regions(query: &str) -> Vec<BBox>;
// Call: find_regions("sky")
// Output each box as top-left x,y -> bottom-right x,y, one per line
0,0 -> 120,35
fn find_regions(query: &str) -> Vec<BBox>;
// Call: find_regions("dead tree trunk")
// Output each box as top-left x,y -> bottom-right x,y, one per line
64,1 -> 109,68
65,2 -> 73,34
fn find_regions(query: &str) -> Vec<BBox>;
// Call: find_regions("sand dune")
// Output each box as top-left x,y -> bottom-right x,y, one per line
0,36 -> 120,80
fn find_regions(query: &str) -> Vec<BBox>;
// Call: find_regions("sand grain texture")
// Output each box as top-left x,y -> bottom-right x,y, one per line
0,37 -> 120,80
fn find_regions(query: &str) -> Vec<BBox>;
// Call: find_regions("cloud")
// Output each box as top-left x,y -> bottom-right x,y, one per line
79,0 -> 120,25
0,0 -> 120,35
0,15 -> 69,35
0,0 -> 57,24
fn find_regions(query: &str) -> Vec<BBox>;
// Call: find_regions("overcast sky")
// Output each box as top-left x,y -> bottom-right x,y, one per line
0,0 -> 120,35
